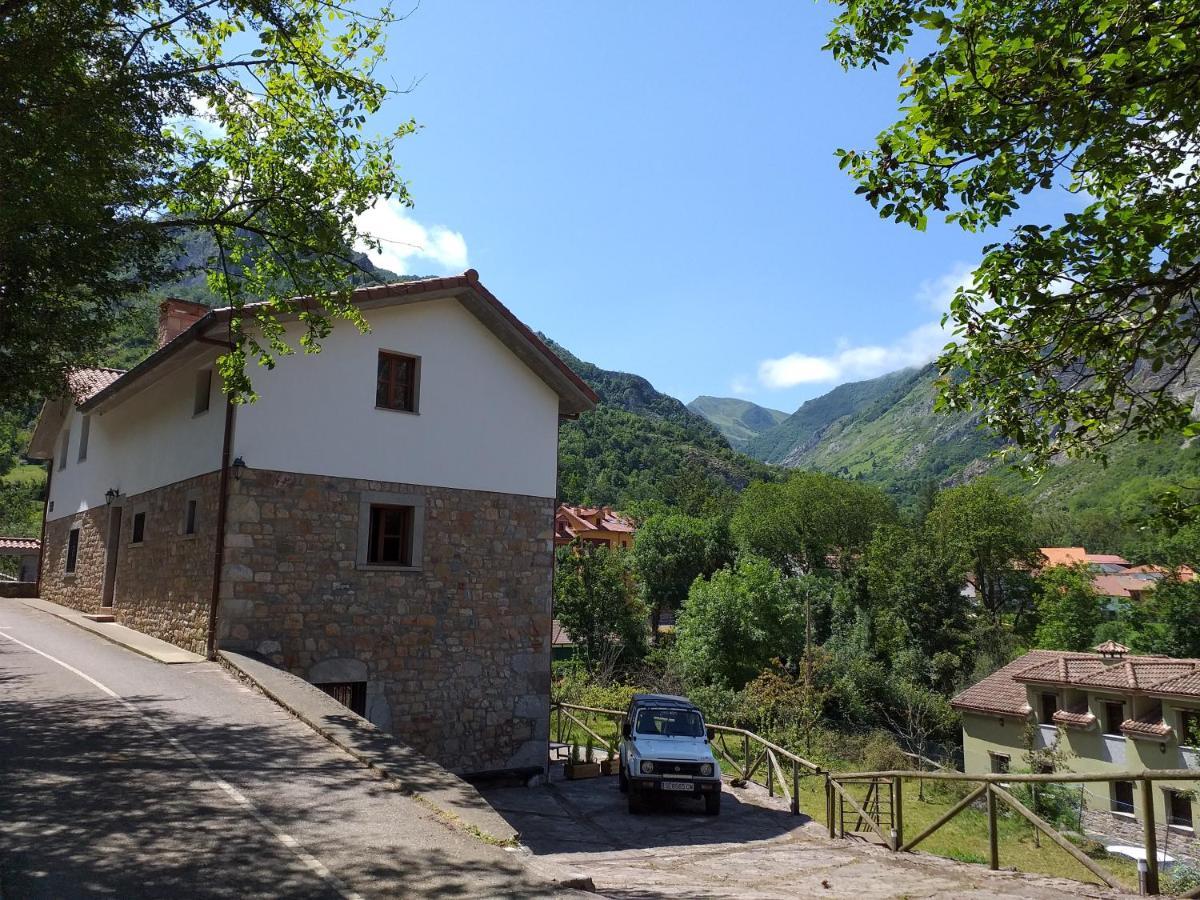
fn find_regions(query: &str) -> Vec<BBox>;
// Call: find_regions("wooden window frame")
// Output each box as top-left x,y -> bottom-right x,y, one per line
989,752 -> 1010,775
1166,788 -> 1195,831
375,350 -> 420,414
1103,700 -> 1126,736
1180,709 -> 1200,748
356,491 -> 424,571
1112,780 -> 1135,816
1040,692 -> 1059,725
366,504 -> 414,567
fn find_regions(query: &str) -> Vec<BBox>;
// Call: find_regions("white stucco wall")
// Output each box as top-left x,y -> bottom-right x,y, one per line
47,359 -> 227,522
232,297 -> 561,498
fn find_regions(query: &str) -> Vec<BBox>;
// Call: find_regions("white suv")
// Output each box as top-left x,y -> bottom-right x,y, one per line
619,694 -> 722,815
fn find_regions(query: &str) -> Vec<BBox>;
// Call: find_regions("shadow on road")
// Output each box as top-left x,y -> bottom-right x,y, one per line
484,772 -> 812,856
0,641 -> 559,899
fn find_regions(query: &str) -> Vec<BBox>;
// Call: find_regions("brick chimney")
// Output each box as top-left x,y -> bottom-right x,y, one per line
157,298 -> 210,348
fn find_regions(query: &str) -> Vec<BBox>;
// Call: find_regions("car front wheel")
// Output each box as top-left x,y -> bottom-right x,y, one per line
704,789 -> 721,816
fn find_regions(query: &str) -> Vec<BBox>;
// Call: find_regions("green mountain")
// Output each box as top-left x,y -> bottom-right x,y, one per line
742,363 -> 1200,529
745,368 -> 921,464
686,396 -> 788,450
546,340 -> 774,510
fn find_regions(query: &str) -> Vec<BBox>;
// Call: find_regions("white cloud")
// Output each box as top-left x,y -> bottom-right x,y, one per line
730,374 -> 754,396
756,262 -> 974,389
354,199 -> 469,275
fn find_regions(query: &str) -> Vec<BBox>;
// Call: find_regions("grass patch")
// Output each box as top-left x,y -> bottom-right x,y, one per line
2,464 -> 45,487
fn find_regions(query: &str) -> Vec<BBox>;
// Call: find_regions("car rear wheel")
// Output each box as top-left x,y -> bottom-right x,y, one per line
618,765 -> 628,793
704,789 -> 721,816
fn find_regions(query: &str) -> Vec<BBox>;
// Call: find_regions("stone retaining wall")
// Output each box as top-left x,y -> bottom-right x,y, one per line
0,582 -> 38,598
39,472 -> 219,655
217,467 -> 554,775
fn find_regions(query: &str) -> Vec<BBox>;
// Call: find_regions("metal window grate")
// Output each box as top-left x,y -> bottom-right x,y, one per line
316,681 -> 367,717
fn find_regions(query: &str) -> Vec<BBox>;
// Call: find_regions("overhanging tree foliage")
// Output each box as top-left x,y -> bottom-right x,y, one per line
0,0 -> 413,408
827,0 -> 1200,472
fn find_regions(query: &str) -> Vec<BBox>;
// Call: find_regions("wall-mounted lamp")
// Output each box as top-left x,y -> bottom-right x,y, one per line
232,457 -> 246,481
105,488 -> 118,505
1160,742 -> 1167,754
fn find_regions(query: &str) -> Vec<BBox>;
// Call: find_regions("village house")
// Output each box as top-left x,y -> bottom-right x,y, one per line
1038,546 -> 1196,615
952,643 -> 1200,851
553,504 -> 636,550
26,271 -> 597,775
0,537 -> 40,590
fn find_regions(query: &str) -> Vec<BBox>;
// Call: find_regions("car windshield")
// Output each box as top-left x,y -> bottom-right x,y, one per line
634,707 -> 704,737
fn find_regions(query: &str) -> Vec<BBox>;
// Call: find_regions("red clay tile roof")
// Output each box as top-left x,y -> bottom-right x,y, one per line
66,367 -> 125,403
951,650 -> 1068,716
1052,706 -> 1097,730
555,505 -> 636,543
955,650 -> 1200,717
1086,553 -> 1131,566
0,537 -> 40,552
1040,547 -> 1088,567
551,619 -> 573,646
1015,656 -> 1110,686
1092,574 -> 1157,599
1121,710 -> 1173,740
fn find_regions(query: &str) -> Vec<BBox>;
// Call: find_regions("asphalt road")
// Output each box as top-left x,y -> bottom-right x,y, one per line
0,600 -> 561,899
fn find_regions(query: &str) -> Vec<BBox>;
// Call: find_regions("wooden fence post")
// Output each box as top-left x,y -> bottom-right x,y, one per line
792,759 -> 800,815
743,733 -> 750,781
1142,777 -> 1159,895
986,784 -> 999,871
826,777 -> 835,838
893,775 -> 904,851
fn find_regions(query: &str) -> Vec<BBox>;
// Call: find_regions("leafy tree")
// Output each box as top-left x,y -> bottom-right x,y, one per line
828,0 -> 1200,472
1034,564 -> 1104,652
731,472 -> 895,575
675,555 -> 806,689
1,0 -> 413,408
631,513 -> 733,632
863,524 -> 971,684
554,545 -> 648,677
924,480 -> 1039,623
1127,578 -> 1200,658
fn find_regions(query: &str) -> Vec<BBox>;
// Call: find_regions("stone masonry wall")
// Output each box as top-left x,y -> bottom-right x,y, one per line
39,472 -> 219,655
218,468 -> 554,775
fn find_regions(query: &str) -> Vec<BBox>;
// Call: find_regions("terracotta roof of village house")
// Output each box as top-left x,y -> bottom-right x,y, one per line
79,271 -> 597,417
0,537 -> 40,552
1121,710 -> 1174,740
953,649 -> 1200,717
66,367 -> 126,402
1052,705 -> 1097,730
554,505 -> 636,542
1091,574 -> 1158,598
950,650 -> 1068,716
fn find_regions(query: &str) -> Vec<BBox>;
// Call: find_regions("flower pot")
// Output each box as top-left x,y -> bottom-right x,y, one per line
600,758 -> 620,776
565,762 -> 602,780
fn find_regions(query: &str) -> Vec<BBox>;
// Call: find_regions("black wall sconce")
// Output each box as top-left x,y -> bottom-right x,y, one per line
105,488 -> 118,505
232,457 -> 246,480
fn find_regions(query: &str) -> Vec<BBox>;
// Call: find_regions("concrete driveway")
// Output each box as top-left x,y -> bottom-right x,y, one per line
485,769 -> 1125,899
0,600 -> 567,899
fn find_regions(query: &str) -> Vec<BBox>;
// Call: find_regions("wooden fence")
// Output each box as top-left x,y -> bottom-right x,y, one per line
550,702 -> 822,814
550,705 -> 1198,896
826,768 -> 1200,896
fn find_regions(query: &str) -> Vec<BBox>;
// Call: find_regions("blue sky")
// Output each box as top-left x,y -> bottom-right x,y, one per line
353,2 -> 1058,413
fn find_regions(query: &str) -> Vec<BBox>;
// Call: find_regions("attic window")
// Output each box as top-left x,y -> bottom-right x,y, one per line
376,351 -> 419,413
194,369 -> 212,415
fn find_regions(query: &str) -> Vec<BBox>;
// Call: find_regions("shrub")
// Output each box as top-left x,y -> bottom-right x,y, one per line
1166,863 -> 1200,896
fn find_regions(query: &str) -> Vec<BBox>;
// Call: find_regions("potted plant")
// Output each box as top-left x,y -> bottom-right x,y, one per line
601,744 -> 620,776
565,739 -> 601,780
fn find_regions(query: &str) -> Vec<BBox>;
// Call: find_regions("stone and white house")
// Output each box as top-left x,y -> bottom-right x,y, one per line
27,271 -> 596,774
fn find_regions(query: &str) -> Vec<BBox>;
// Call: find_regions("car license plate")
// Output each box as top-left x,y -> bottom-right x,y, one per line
661,780 -> 694,792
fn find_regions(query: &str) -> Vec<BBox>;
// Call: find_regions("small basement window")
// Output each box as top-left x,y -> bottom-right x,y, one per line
989,752 -> 1010,774
194,369 -> 212,415
184,499 -> 198,536
77,415 -> 91,462
315,681 -> 366,717
367,505 -> 414,566
131,511 -> 146,545
65,527 -> 80,574
1112,781 -> 1135,815
375,351 -> 419,413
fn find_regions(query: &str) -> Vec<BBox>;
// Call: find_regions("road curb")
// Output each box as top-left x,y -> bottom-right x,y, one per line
217,649 -> 520,846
